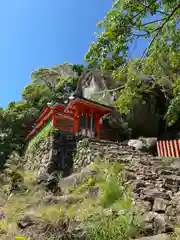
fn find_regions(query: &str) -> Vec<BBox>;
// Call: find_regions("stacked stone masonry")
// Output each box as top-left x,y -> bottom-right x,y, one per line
73,138 -> 180,236
25,135 -> 180,236
25,133 -> 77,177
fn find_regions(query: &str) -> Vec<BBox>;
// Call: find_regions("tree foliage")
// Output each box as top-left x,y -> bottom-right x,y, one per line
0,0 -> 180,166
85,0 -> 180,124
85,0 -> 180,71
0,63 -> 82,165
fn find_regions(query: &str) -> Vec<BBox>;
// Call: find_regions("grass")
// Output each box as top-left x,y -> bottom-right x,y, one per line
71,176 -> 96,195
171,226 -> 180,240
36,204 -> 66,228
0,158 -> 141,239
0,168 -> 46,237
86,212 -> 140,240
84,160 -> 141,240
99,175 -> 123,207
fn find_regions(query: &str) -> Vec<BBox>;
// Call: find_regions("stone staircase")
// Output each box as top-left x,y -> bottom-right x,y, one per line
72,138 -> 180,238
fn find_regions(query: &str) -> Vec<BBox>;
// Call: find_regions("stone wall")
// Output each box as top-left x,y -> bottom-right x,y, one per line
25,134 -> 145,177
25,135 -> 135,177
25,134 -> 53,175
24,135 -> 180,238
25,133 -> 77,177
67,138 -> 180,236
73,138 -> 135,171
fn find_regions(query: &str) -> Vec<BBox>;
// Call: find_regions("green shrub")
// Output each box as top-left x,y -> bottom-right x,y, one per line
171,226 -> 180,240
99,175 -> 123,208
86,212 -> 140,240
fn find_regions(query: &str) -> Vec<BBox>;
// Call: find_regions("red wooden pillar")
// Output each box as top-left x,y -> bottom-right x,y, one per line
85,114 -> 88,137
159,141 -> 163,156
52,112 -> 56,127
95,116 -> 100,140
90,113 -> 93,138
174,140 -> 180,157
74,108 -> 80,136
157,142 -> 161,156
178,140 -> 180,155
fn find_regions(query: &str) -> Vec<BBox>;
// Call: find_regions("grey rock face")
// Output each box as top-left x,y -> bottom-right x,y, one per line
18,213 -> 36,229
74,69 -> 118,107
135,234 -> 170,240
24,136 -> 180,238
128,137 -> 157,154
153,198 -> 168,213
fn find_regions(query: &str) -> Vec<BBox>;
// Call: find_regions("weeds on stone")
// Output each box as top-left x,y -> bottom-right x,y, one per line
84,159 -> 141,240
86,212 -> 140,240
171,226 -> 180,240
0,158 -> 141,239
36,204 -> 65,228
99,175 -> 123,207
159,156 -> 178,165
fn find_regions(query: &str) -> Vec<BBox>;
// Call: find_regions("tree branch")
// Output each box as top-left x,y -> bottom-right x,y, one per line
141,17 -> 167,27
156,10 -> 169,16
130,2 -> 158,23
138,2 -> 180,65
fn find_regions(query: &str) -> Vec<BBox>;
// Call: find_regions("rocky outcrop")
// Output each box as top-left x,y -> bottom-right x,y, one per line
74,69 -> 120,107
128,137 -> 157,155
73,138 -> 180,236
52,63 -> 78,78
125,77 -> 167,138
75,71 -> 167,137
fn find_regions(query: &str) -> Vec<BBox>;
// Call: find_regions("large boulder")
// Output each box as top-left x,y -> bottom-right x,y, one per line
125,77 -> 167,137
128,137 -> 157,155
75,71 -> 167,138
102,111 -> 131,141
52,63 -> 78,78
74,69 -> 121,107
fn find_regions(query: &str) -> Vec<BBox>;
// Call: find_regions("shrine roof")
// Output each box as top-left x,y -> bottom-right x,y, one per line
64,98 -> 113,115
35,103 -> 65,125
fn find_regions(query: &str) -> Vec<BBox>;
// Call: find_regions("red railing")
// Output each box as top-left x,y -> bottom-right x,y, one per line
157,140 -> 180,157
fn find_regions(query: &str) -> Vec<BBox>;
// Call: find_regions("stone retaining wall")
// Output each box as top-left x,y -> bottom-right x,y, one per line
25,135 -> 141,176
68,138 -> 180,236
24,135 -> 180,238
73,138 -> 136,171
25,133 -> 77,177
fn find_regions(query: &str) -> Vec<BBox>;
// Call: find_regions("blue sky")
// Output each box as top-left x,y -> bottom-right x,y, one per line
0,0 -> 147,108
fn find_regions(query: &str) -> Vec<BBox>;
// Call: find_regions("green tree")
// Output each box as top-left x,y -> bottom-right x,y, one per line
0,63 -> 83,166
85,0 -> 180,72
85,0 -> 180,125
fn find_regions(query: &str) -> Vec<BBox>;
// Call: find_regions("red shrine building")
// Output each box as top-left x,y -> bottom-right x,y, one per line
26,98 -> 114,143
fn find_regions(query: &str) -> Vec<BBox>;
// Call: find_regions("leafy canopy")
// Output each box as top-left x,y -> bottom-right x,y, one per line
85,0 -> 180,72
0,63 -> 83,165
85,0 -> 180,124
